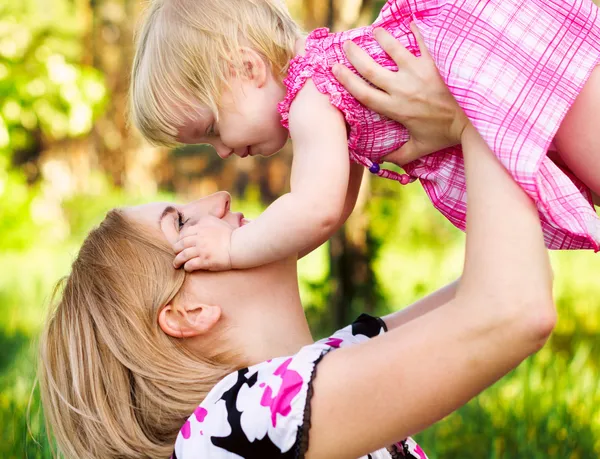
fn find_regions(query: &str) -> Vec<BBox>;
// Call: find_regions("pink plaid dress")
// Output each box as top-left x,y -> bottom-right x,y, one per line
278,0 -> 600,251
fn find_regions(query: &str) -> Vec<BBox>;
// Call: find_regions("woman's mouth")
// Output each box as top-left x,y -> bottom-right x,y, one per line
236,212 -> 250,227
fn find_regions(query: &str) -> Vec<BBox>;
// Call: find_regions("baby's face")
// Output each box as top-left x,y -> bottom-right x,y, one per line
177,74 -> 289,159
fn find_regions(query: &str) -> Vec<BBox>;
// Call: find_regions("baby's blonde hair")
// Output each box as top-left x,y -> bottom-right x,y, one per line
130,0 -> 302,146
38,210 -> 236,458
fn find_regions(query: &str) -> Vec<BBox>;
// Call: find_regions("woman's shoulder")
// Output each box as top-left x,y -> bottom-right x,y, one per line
316,313 -> 388,347
172,314 -> 386,458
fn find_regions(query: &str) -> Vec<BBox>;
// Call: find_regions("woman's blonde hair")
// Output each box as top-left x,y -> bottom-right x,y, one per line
38,210 -> 235,458
130,0 -> 302,146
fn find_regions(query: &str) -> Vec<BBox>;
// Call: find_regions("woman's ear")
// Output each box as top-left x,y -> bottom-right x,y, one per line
158,300 -> 222,339
236,47 -> 269,87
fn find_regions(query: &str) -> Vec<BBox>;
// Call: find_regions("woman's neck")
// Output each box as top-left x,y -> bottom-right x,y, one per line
219,257 -> 314,366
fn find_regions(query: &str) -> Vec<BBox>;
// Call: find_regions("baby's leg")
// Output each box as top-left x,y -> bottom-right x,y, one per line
553,66 -> 600,205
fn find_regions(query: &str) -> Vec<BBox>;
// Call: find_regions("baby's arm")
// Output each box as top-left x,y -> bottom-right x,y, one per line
226,81 -> 351,268
298,162 -> 364,259
171,82 -> 350,272
169,81 -> 346,270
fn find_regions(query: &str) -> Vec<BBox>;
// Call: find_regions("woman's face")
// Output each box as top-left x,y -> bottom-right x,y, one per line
122,192 -> 304,364
125,191 -> 246,246
123,191 -> 298,306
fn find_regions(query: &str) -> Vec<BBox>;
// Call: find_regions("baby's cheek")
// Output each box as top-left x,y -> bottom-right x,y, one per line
221,129 -> 249,149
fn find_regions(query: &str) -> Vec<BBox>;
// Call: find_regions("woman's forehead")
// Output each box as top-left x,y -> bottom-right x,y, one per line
124,202 -> 173,228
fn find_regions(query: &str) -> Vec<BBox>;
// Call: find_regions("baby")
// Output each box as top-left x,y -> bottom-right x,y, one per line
130,0 -> 600,271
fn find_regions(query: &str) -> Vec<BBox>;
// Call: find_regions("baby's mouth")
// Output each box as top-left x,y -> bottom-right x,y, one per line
241,146 -> 251,158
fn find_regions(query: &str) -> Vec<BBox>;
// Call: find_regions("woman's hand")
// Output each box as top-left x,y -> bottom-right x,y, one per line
332,23 -> 469,166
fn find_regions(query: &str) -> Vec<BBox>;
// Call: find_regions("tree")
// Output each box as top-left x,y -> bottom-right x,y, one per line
300,0 -> 381,329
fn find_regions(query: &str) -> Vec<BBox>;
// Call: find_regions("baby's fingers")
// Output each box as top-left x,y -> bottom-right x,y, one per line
172,235 -> 198,254
173,247 -> 199,269
183,258 -> 209,273
179,225 -> 200,239
183,258 -> 229,272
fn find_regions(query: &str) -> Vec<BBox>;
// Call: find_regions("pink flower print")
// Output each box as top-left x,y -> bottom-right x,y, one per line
414,444 -> 428,459
194,407 -> 208,422
180,420 -> 191,440
325,337 -> 343,348
260,358 -> 303,427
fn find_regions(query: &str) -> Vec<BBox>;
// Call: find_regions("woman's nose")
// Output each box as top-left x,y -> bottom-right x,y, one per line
208,191 -> 231,218
185,191 -> 231,221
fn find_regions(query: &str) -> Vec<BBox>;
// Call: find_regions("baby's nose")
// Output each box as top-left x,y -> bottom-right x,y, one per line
216,147 -> 233,159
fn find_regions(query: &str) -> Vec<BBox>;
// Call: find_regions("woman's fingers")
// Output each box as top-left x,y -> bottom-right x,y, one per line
373,27 -> 414,67
383,141 -> 419,167
173,247 -> 199,268
335,19 -> 466,163
332,62 -> 388,110
410,22 -> 431,60
341,40 -> 392,90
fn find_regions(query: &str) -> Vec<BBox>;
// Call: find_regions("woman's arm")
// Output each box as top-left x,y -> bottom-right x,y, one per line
305,27 -> 555,459
308,125 -> 554,459
382,280 -> 458,330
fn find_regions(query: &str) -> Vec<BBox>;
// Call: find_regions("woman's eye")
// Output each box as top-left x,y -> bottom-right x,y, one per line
177,212 -> 189,229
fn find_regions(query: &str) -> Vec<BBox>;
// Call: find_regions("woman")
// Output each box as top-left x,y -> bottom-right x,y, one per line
39,30 -> 555,459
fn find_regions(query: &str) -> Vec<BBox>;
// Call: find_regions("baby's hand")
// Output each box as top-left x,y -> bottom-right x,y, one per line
172,216 -> 233,272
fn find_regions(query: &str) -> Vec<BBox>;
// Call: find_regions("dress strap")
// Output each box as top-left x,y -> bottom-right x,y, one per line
354,154 -> 415,185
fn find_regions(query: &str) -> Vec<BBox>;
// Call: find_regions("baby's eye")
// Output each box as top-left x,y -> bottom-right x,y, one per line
206,125 -> 215,136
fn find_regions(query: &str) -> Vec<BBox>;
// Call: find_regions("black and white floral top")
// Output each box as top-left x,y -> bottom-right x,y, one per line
171,314 -> 428,459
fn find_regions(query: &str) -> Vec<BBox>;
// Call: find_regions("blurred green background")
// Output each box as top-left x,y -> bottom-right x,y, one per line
1,0 -> 599,457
